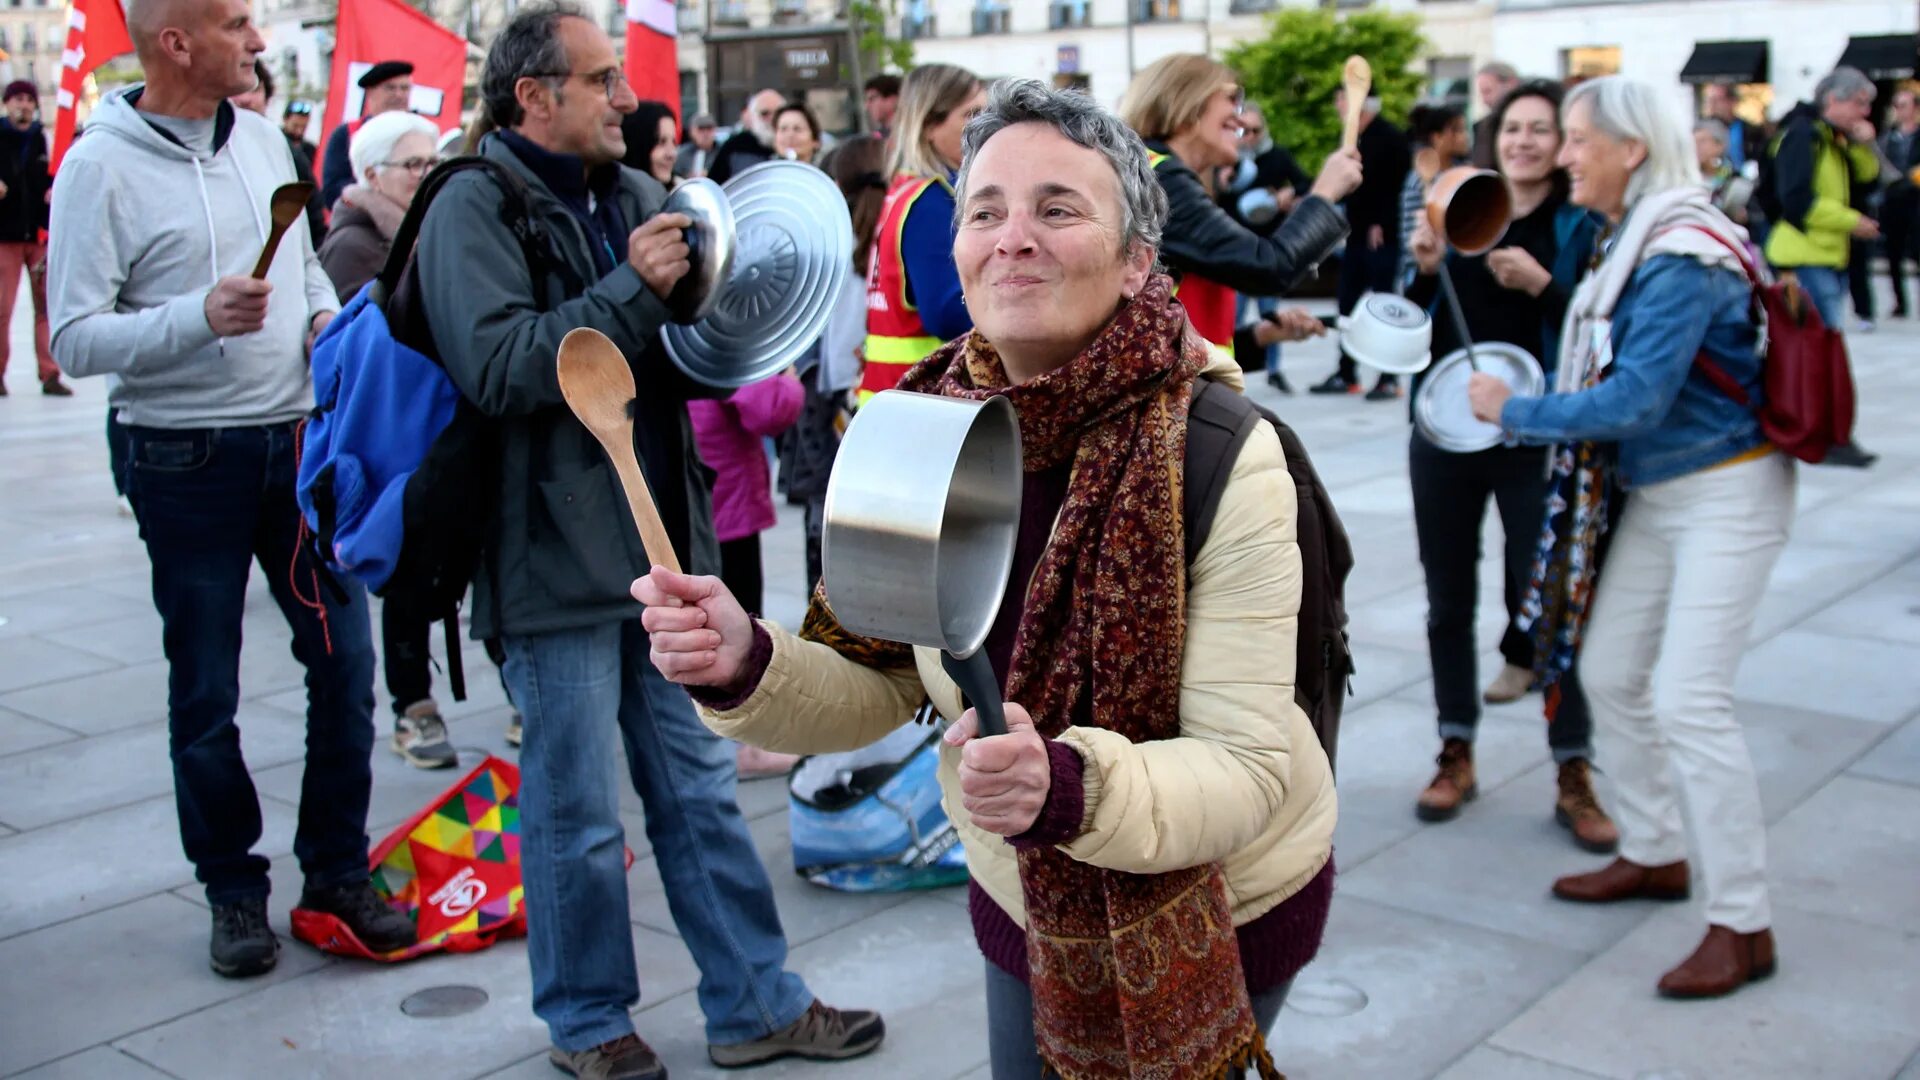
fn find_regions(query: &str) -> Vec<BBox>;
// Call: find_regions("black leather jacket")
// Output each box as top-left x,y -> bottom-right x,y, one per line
1147,140 -> 1348,298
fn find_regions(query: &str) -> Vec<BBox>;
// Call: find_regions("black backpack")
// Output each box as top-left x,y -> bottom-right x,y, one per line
306,156 -> 575,700
1185,379 -> 1354,774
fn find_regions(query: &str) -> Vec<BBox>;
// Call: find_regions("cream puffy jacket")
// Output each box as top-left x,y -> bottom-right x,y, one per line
696,397 -> 1337,929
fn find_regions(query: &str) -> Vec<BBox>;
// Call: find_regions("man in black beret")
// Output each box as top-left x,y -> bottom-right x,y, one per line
320,59 -> 413,210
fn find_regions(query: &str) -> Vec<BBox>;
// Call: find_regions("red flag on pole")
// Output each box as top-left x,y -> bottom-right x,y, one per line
320,0 -> 468,167
52,0 -> 134,173
625,0 -> 681,129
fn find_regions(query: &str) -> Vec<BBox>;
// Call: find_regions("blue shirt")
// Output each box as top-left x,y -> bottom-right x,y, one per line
1500,254 -> 1766,488
897,174 -> 972,341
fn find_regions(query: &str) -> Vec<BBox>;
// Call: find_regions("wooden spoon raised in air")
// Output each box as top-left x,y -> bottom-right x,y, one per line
1339,55 -> 1373,153
250,181 -> 315,279
556,327 -> 683,574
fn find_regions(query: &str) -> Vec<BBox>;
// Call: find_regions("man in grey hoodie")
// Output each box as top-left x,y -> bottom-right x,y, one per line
48,0 -> 413,977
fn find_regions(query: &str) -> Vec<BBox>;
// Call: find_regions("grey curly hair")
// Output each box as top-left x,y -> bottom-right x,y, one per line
953,78 -> 1168,259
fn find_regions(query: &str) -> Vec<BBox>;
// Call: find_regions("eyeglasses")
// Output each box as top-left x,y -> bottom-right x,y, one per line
380,156 -> 440,176
538,68 -> 631,104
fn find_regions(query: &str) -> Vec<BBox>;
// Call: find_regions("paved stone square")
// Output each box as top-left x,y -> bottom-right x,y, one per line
2,281 -> 1917,1080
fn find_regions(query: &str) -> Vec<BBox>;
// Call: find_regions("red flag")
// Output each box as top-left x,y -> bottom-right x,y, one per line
320,0 -> 468,167
625,0 -> 681,129
52,0 -> 134,172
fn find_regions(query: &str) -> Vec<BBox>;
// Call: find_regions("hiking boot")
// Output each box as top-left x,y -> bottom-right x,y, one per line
1483,662 -> 1533,704
41,377 -> 73,397
707,1000 -> 885,1068
209,896 -> 278,978
1554,758 -> 1619,854
1364,376 -> 1401,401
549,1034 -> 667,1080
506,712 -> 523,748
1415,738 -> 1476,822
299,879 -> 416,953
1309,373 -> 1359,395
392,700 -> 456,769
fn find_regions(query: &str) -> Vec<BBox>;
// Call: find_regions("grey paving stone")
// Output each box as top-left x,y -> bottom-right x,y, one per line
0,893 -> 332,1075
7,1046 -> 177,1079
0,705 -> 77,757
1766,775 -> 1920,936
1432,1046 -> 1612,1080
1343,581 -> 1515,659
628,804 -> 921,950
1849,715 -> 1920,789
1735,700 -> 1891,823
0,793 -> 298,939
0,586 -> 139,640
38,609 -> 167,666
0,636 -> 119,695
1750,540 -> 1918,643
1736,629 -> 1920,726
1803,571 -> 1920,648
1267,895 -> 1587,1080
1346,639 -> 1437,709
0,660 -> 170,735
118,924 -> 701,1080
1488,903 -> 1920,1080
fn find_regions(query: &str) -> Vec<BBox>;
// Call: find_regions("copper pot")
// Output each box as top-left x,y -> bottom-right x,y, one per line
1426,167 -> 1512,256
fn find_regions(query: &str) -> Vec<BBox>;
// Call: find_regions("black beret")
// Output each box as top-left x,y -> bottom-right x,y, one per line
357,61 -> 415,89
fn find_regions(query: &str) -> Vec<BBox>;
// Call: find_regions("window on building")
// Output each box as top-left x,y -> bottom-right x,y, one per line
1049,0 -> 1090,28
903,0 -> 935,39
1227,0 -> 1275,13
1427,57 -> 1472,105
1134,0 -> 1180,23
607,4 -> 626,37
712,0 -> 749,25
20,24 -> 33,51
972,2 -> 1009,35
676,0 -> 701,33
0,28 -> 11,51
1561,46 -> 1622,83
773,0 -> 807,24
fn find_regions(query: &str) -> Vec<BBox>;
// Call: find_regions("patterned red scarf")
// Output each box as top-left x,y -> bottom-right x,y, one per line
897,274 -> 1279,1079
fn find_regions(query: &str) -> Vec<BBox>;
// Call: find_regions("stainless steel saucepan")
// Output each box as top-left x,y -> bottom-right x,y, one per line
821,391 -> 1023,736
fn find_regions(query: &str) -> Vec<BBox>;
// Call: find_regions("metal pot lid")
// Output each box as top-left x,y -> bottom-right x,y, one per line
1413,341 -> 1546,453
660,178 -> 735,325
661,161 -> 854,388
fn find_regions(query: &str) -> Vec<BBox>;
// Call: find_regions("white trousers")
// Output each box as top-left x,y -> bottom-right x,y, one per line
1580,452 -> 1795,933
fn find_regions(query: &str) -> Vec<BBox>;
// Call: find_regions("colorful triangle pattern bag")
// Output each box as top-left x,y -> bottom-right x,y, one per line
292,755 -> 526,962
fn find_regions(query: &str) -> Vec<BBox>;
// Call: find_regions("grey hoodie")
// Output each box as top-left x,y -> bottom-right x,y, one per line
48,88 -> 340,429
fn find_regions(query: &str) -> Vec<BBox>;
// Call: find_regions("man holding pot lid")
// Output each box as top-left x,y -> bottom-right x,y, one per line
639,79 -> 1336,1079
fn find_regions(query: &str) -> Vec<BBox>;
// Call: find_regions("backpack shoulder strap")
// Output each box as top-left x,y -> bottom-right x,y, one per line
1184,378 -> 1262,565
375,155 -> 577,302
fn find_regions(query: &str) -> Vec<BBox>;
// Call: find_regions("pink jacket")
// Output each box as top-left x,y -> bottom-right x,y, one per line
689,374 -> 804,543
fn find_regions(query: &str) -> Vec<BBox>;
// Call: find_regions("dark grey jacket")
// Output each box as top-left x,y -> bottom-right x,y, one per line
417,134 -> 720,640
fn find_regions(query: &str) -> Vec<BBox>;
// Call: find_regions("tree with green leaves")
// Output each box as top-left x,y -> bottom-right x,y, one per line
1224,8 -> 1428,173
850,0 -> 915,77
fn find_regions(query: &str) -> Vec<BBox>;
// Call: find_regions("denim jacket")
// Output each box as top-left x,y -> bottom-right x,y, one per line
1500,254 -> 1765,488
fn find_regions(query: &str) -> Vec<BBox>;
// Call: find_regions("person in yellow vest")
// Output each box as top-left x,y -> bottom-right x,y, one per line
859,64 -> 987,403
1118,55 -> 1361,369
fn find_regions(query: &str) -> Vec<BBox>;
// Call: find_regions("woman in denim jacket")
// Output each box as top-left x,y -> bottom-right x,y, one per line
1469,77 -> 1793,1002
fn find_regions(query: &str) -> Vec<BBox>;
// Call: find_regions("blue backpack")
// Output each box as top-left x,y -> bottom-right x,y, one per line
297,156 -> 572,698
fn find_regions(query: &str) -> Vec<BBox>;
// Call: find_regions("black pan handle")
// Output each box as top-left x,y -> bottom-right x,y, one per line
942,650 -> 1008,737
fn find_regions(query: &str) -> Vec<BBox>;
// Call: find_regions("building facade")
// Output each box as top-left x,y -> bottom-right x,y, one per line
0,0 -> 71,118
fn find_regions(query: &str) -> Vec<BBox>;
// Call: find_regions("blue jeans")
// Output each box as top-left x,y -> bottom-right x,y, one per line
125,422 -> 377,904
1792,265 -> 1847,331
983,961 -> 1291,1079
500,620 -> 812,1051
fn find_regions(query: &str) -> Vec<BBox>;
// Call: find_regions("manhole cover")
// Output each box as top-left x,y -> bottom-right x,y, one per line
1284,977 -> 1368,1017
400,985 -> 489,1018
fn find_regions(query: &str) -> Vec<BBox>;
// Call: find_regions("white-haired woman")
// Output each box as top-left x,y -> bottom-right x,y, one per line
1469,76 -> 1790,1000
319,110 -> 441,304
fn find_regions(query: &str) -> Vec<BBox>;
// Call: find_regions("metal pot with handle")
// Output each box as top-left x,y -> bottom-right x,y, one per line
822,391 -> 1024,736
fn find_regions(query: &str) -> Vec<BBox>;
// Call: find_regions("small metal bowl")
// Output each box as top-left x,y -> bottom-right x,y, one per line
661,178 -> 736,325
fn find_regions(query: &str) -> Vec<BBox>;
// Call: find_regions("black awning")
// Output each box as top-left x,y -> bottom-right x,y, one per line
1679,40 -> 1769,85
1837,34 -> 1916,80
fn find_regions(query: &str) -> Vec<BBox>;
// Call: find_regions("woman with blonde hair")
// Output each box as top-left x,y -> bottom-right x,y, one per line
1118,54 -> 1362,366
857,64 -> 987,402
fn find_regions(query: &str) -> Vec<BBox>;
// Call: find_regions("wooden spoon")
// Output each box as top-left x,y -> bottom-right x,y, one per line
556,327 -> 683,574
250,181 -> 315,279
1339,55 -> 1373,153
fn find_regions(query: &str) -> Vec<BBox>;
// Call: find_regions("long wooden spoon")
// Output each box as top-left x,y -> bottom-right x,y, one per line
251,181 -> 315,279
1339,55 -> 1373,153
556,327 -> 683,574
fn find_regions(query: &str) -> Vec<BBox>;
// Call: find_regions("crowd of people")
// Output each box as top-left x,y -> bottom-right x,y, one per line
25,0 -> 1903,1074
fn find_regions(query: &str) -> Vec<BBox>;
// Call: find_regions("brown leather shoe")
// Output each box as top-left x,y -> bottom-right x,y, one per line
1658,925 -> 1776,999
1555,759 -> 1620,854
1415,738 -> 1476,822
1552,857 -> 1690,903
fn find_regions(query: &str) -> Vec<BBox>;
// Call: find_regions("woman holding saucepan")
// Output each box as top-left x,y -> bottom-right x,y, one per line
1401,79 -> 1617,852
1117,55 -> 1363,365
857,64 -> 988,403
1469,76 -> 1790,1000
639,80 -> 1334,1078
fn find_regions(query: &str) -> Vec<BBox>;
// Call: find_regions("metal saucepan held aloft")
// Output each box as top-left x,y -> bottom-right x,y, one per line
1414,341 -> 1546,452
1333,292 -> 1433,375
1426,167 -> 1513,257
822,391 -> 1023,737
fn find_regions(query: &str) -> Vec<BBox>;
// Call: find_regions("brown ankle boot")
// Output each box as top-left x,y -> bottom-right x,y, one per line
1555,759 -> 1620,854
1657,925 -> 1776,999
1552,857 -> 1690,903
1416,738 -> 1476,822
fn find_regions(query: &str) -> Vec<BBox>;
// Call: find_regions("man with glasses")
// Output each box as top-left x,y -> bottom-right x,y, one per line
414,7 -> 883,1078
320,58 -> 412,210
706,86 -> 784,184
